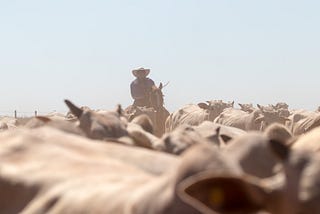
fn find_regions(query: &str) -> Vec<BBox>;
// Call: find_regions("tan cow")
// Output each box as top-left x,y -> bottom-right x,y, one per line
292,126 -> 320,152
0,127 -> 235,213
290,111 -> 320,136
223,132 -> 284,179
65,99 -> 129,140
238,103 -> 255,113
27,102 -> 159,151
194,121 -> 246,147
264,123 -> 292,144
272,102 -> 289,110
214,109 -> 264,131
155,121 -> 246,155
156,125 -> 207,155
165,100 -> 234,132
24,116 -> 85,136
2,126 -> 320,213
257,104 -> 290,130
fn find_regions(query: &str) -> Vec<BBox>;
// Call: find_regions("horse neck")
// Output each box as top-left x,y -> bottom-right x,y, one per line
150,90 -> 163,110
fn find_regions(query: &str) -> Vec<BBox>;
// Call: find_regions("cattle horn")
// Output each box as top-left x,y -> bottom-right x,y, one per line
64,99 -> 83,118
159,82 -> 163,90
215,127 -> 221,135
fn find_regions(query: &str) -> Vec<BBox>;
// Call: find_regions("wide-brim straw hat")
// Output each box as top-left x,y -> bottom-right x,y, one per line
132,67 -> 150,77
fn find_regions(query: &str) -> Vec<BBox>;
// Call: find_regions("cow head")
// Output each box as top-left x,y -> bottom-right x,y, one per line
175,137 -> 313,214
239,103 -> 255,113
257,105 -> 290,129
160,125 -> 205,155
274,102 -> 289,110
64,100 -> 128,140
198,100 -> 234,121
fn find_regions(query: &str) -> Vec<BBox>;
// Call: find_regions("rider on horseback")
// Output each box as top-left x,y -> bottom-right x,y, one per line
130,67 -> 155,107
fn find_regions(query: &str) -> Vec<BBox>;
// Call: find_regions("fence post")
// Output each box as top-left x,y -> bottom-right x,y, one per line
35,111 -> 38,117
14,110 -> 17,118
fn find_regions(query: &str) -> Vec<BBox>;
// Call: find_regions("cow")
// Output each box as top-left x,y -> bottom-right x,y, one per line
27,101 -> 159,151
131,114 -> 154,134
126,120 -> 160,150
286,109 -> 320,136
272,102 -> 289,110
238,103 -> 255,113
2,125 -> 320,213
156,125 -> 208,155
223,132 -> 287,179
155,121 -> 246,155
257,103 -> 289,112
194,121 -> 246,147
264,123 -> 292,144
65,99 -> 129,140
214,109 -> 264,131
165,100 -> 234,132
137,130 -> 320,214
257,105 -> 290,130
24,116 -> 85,136
281,127 -> 320,213
292,126 -> 320,152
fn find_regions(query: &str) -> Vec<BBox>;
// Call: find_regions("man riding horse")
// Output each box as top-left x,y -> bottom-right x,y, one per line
130,67 -> 155,107
128,67 -> 170,137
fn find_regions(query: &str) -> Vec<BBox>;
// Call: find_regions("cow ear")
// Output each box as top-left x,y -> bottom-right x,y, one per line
238,103 -> 244,108
159,82 -> 163,90
116,104 -> 124,116
269,139 -> 290,161
230,101 -> 234,107
35,116 -> 52,123
220,134 -> 233,144
64,100 -> 83,118
215,127 -> 221,136
178,174 -> 267,214
198,103 -> 209,110
257,104 -> 264,112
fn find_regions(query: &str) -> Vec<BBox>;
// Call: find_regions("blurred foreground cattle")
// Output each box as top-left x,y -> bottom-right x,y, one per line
1,124 -> 320,213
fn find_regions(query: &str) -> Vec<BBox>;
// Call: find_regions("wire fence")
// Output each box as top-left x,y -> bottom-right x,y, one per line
0,110 -> 67,118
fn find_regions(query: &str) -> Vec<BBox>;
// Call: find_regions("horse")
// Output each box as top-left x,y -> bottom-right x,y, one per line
125,83 -> 170,137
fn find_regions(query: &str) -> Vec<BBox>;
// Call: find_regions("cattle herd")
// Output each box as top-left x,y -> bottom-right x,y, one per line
1,99 -> 320,213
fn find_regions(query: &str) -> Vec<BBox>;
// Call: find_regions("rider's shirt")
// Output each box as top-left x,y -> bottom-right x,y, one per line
130,78 -> 155,100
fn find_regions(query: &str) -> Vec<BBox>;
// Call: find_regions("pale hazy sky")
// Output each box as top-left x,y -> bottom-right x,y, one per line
0,0 -> 319,116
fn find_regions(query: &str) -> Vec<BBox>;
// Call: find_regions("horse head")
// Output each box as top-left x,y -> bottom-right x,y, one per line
148,83 -> 164,110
